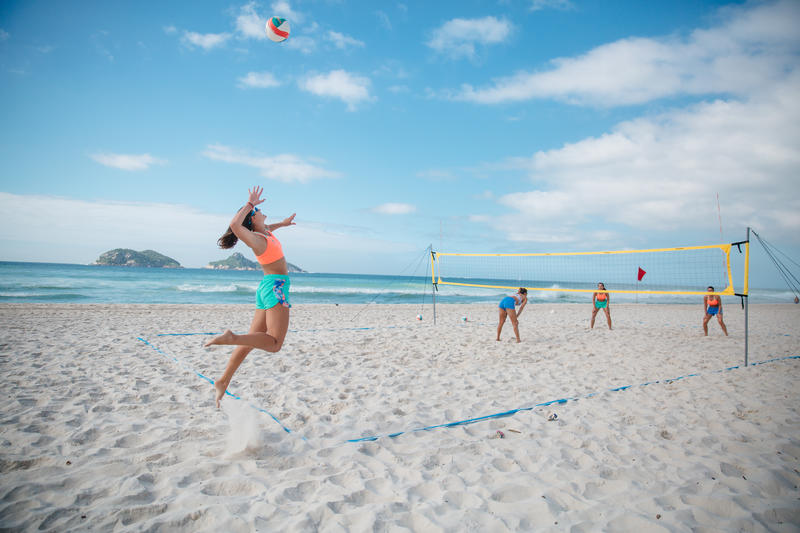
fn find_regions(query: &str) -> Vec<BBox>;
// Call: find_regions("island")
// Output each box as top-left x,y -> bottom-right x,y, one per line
206,252 -> 307,273
92,249 -> 182,268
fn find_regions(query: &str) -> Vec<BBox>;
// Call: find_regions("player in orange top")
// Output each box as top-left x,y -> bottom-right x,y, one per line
205,186 -> 297,407
703,285 -> 728,336
591,282 -> 612,330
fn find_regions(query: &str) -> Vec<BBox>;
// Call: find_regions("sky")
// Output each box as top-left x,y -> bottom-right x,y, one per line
0,0 -> 798,289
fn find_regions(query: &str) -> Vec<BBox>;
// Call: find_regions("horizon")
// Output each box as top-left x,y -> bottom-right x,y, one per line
0,251 -> 790,291
1,0 -> 798,289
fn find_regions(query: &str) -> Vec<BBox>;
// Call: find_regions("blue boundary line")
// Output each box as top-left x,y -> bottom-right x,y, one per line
137,333 -> 797,446
136,336 -> 305,441
154,323 -> 442,337
343,354 -> 800,443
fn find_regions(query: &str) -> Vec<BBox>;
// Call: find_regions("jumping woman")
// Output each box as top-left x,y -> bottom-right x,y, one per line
591,282 -> 612,330
205,186 -> 296,407
496,288 -> 528,343
703,286 -> 728,336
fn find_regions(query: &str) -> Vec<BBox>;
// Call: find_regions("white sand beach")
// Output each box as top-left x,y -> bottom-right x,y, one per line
1,302 -> 799,531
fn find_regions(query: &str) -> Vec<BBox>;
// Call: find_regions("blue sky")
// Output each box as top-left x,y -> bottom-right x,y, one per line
1,0 -> 798,288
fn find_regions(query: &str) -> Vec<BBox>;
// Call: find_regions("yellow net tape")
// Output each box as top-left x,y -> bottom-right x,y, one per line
433,243 -> 743,296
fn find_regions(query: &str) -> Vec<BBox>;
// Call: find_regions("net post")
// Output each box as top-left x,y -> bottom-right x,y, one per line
433,285 -> 436,325
430,246 -> 437,325
744,227 -> 750,367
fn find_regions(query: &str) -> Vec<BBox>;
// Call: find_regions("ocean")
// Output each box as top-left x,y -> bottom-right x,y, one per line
0,262 -> 795,306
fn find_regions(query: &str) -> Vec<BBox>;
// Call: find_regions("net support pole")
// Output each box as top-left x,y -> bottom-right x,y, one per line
430,246 -> 437,325
433,284 -> 436,325
744,227 -> 750,367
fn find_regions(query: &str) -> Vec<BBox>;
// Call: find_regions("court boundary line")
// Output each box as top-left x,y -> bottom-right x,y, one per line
136,334 -> 798,445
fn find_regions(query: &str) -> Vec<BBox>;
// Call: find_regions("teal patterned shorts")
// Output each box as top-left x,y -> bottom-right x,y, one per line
256,275 -> 291,310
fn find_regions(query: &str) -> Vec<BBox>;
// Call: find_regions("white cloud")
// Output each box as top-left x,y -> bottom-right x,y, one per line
445,0 -> 800,253
373,61 -> 408,80
454,0 -> 800,105
0,192 -> 229,267
0,29 -> 10,41
416,169 -> 455,181
285,34 -> 316,54
236,2 -> 268,40
0,193 -> 416,271
327,31 -> 365,50
171,3 -> 304,52
202,144 -> 340,183
530,0 -> 574,12
181,31 -> 231,50
270,0 -> 302,23
375,11 -> 391,31
371,203 -> 417,215
486,75 -> 800,244
299,70 -> 373,111
426,16 -> 512,60
91,30 -> 114,62
237,71 -> 281,89
90,153 -> 166,171
234,1 -> 304,41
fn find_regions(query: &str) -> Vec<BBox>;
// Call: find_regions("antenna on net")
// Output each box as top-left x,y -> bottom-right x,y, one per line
717,193 -> 726,275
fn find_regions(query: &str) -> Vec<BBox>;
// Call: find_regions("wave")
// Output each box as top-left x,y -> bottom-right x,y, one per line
530,284 -> 567,300
749,288 -> 799,301
175,283 -> 256,293
0,291 -> 53,297
293,285 -> 429,296
0,292 -> 88,300
0,283 -> 91,291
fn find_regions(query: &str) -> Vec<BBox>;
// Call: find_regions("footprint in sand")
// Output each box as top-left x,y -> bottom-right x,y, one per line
720,461 -> 745,478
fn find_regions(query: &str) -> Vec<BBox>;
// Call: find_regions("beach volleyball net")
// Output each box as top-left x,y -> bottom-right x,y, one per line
432,242 -> 749,296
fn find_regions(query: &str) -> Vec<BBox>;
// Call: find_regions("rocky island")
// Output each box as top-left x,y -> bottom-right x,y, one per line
92,249 -> 182,268
206,252 -> 306,273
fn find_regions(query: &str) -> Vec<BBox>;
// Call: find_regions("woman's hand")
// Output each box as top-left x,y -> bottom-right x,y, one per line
281,213 -> 297,227
248,186 -> 265,207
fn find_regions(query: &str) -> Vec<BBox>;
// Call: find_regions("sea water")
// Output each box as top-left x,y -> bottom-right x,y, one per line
0,261 -> 794,305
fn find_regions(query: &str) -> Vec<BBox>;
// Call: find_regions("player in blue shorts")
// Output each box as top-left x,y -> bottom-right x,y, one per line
497,288 -> 528,343
703,286 -> 728,336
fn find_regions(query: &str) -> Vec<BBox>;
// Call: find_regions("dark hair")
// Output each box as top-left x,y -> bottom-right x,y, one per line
518,288 -> 527,295
598,282 -> 606,287
707,286 -> 714,291
217,211 -> 254,249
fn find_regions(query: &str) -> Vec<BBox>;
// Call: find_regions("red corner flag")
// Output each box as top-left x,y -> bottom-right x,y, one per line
637,267 -> 646,281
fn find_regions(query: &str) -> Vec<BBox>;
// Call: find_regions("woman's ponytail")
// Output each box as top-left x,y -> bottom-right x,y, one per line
217,227 -> 238,249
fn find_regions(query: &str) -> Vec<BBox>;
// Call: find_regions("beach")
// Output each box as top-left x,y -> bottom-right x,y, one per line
1,302 -> 798,531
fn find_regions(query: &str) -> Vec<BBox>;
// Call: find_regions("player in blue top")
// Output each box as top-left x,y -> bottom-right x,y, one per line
496,288 -> 528,343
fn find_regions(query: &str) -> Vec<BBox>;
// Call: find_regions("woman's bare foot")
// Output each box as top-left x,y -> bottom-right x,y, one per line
204,329 -> 235,347
214,378 -> 230,408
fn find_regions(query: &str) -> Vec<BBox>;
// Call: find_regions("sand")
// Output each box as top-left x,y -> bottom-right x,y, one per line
1,302 -> 798,532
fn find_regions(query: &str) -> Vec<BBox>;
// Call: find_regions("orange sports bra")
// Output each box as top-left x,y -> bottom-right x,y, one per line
596,293 -> 607,301
253,231 -> 284,265
708,297 -> 719,307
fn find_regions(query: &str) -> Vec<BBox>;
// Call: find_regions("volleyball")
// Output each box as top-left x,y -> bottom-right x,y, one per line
266,17 -> 290,42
